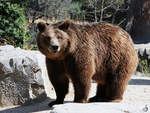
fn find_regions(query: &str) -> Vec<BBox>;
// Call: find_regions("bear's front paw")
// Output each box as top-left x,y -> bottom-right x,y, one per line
48,100 -> 63,107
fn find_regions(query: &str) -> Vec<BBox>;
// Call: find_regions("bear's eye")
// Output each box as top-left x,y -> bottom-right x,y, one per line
58,36 -> 62,39
44,36 -> 50,43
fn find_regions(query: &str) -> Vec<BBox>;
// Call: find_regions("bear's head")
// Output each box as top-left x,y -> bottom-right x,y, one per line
37,20 -> 72,60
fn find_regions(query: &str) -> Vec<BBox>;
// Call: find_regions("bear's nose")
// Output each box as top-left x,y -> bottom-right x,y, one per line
51,45 -> 59,52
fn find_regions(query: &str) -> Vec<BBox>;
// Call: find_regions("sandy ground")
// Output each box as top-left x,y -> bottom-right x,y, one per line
0,75 -> 150,113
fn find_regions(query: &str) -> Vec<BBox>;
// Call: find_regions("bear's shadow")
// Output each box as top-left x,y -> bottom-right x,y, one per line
129,78 -> 150,85
0,97 -> 72,113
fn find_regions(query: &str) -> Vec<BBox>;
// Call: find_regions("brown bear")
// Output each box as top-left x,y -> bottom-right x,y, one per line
36,20 -> 138,107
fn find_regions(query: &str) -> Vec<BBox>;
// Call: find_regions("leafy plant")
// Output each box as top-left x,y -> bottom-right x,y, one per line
70,2 -> 86,21
0,2 -> 31,48
138,59 -> 150,74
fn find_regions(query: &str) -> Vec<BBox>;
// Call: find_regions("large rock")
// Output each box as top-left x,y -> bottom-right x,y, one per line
50,103 -> 150,113
0,45 -> 47,106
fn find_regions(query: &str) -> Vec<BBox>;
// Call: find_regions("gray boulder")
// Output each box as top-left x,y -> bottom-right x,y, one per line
0,45 -> 47,106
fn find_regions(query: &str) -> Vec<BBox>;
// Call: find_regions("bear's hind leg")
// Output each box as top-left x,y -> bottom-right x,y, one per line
103,73 -> 130,102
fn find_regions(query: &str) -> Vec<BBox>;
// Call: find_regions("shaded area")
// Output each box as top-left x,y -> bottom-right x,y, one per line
0,98 -> 53,113
22,92 -> 48,106
0,97 -> 72,113
129,78 -> 150,85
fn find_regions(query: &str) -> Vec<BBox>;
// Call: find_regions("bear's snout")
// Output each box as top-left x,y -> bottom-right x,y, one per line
51,45 -> 59,53
50,38 -> 60,53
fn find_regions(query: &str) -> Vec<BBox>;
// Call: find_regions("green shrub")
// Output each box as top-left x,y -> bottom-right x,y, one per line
70,2 -> 86,21
138,59 -> 150,74
0,2 -> 30,48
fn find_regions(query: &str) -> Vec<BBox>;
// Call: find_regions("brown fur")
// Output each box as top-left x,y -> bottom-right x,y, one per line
37,20 -> 138,107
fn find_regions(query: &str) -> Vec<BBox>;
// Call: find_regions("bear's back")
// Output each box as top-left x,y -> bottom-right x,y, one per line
68,21 -> 138,81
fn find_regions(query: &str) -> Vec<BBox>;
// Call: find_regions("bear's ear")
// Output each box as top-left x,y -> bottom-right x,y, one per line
37,22 -> 47,32
58,20 -> 71,31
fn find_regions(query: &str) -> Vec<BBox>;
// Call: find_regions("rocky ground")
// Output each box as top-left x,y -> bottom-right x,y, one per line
0,75 -> 150,113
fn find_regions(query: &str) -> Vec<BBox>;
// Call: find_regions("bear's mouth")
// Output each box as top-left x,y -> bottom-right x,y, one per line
48,46 -> 60,54
52,50 -> 57,53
